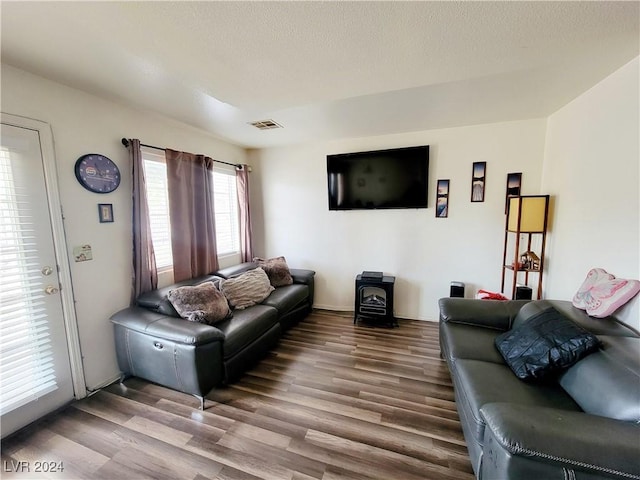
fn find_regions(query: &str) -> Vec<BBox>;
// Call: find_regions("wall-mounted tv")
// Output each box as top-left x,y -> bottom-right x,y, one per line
327,145 -> 429,210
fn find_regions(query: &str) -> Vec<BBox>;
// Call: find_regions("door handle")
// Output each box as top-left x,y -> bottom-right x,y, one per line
44,285 -> 59,295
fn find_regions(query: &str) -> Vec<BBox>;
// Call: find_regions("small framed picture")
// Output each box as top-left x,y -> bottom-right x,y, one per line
436,179 -> 450,218
505,172 -> 522,213
471,162 -> 486,202
98,203 -> 114,223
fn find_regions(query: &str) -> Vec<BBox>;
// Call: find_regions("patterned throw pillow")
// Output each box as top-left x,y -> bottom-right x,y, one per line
572,268 -> 640,318
220,267 -> 275,309
253,256 -> 293,287
167,282 -> 231,325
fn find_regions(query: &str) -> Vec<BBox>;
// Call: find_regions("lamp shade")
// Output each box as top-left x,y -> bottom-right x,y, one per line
507,196 -> 549,233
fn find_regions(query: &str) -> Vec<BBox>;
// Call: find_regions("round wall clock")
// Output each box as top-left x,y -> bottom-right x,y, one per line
74,154 -> 121,193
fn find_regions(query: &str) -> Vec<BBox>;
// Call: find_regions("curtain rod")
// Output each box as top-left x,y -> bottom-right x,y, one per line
121,138 -> 243,169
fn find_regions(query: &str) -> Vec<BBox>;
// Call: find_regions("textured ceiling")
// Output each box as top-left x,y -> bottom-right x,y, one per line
1,1 -> 638,148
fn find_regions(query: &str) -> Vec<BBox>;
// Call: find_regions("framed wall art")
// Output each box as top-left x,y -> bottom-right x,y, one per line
505,172 -> 522,213
436,179 -> 450,218
471,162 -> 486,202
98,203 -> 114,223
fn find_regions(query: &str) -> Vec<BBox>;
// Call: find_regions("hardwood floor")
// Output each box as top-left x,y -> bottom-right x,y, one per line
2,311 -> 474,480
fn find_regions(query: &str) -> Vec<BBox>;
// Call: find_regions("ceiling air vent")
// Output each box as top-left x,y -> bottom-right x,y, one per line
249,119 -> 283,130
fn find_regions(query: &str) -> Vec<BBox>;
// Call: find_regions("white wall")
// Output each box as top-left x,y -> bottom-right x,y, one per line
5,54 -> 635,392
542,57 -> 639,329
1,64 -> 248,390
249,119 -> 547,320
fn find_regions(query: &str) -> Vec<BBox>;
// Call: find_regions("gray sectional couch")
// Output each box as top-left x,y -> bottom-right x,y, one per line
110,262 -> 315,408
439,298 -> 640,480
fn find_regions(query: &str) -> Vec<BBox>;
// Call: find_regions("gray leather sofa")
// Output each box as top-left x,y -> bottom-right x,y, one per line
439,298 -> 640,480
110,262 -> 315,408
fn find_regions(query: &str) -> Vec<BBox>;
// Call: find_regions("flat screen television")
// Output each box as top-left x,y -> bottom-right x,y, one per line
327,145 -> 429,210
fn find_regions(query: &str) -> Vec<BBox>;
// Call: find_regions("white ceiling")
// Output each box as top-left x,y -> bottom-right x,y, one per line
2,1 -> 638,148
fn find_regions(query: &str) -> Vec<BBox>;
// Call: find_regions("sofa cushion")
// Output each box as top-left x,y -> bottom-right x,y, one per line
261,284 -> 309,316
572,268 -> 640,318
254,256 -> 293,287
110,306 -> 225,346
496,306 -> 601,381
220,267 -> 275,310
480,403 -> 640,480
214,304 -> 279,359
451,359 -> 581,445
167,282 -> 231,325
559,336 -> 640,422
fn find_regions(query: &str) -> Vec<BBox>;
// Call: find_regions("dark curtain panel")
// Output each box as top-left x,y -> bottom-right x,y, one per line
236,165 -> 254,262
129,138 -> 157,304
165,149 -> 219,282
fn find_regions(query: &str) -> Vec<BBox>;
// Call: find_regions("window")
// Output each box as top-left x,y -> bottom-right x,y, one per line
212,164 -> 240,256
141,148 -> 241,271
142,149 -> 173,270
0,149 -> 57,415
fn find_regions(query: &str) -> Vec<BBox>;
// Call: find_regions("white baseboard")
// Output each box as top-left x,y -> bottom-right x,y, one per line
312,303 -> 353,312
85,373 -> 122,396
311,304 -> 436,323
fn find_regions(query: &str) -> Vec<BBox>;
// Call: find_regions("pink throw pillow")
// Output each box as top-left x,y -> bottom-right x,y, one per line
572,268 -> 640,318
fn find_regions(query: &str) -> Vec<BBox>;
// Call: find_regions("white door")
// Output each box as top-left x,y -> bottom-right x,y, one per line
0,117 -> 80,438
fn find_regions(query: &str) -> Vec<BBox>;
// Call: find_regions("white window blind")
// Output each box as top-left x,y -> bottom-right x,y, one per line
0,149 -> 57,415
142,150 -> 241,268
142,150 -> 173,269
212,166 -> 240,256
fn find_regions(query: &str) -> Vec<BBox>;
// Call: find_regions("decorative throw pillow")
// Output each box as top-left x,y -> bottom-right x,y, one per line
495,307 -> 601,381
167,282 -> 231,325
253,256 -> 293,287
572,268 -> 640,318
220,267 -> 275,309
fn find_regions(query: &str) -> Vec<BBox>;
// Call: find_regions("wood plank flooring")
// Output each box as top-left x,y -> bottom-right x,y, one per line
2,311 -> 473,480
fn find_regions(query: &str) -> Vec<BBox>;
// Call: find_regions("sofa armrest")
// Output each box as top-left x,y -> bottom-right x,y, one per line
438,298 -> 529,331
290,268 -> 315,305
110,307 -> 225,346
290,268 -> 315,285
480,403 -> 640,479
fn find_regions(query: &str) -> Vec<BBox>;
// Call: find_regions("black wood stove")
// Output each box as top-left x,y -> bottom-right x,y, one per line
354,271 -> 396,327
